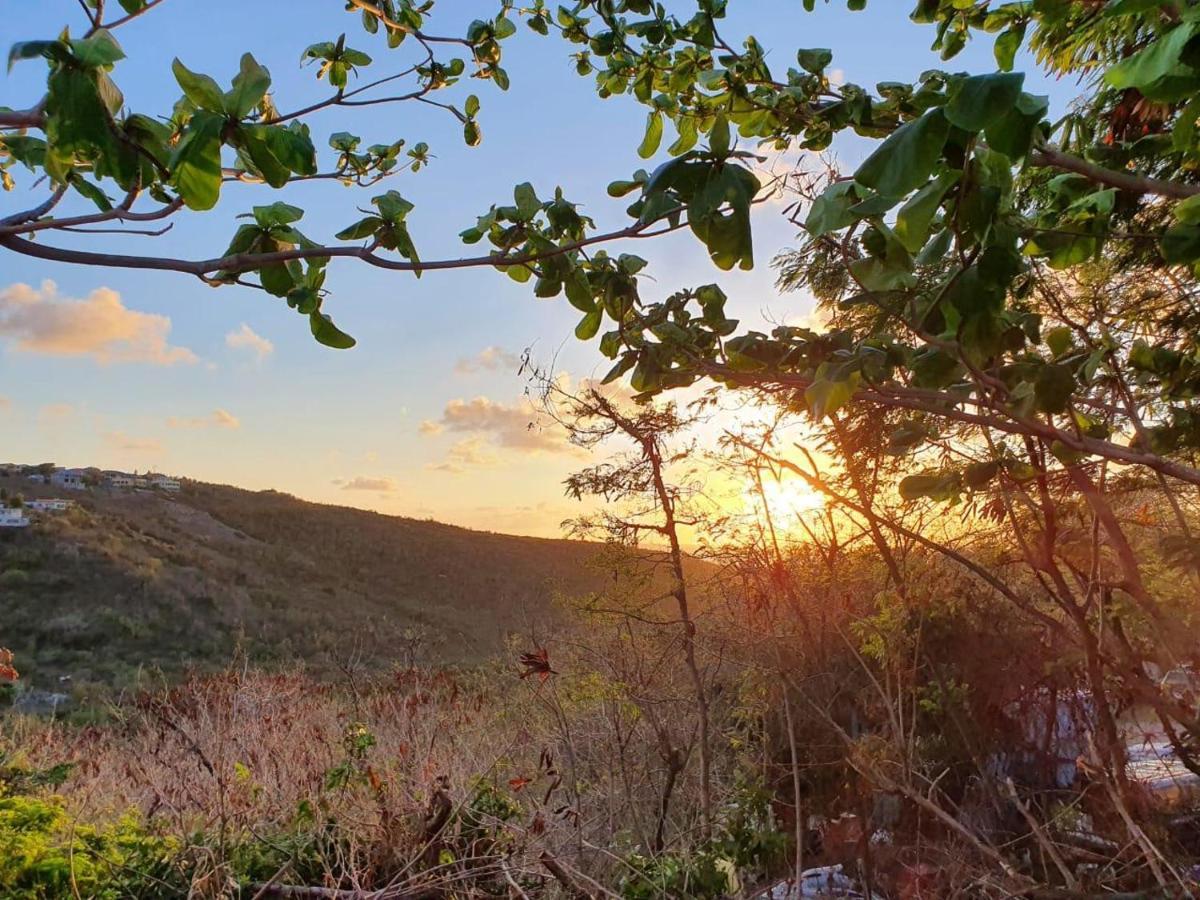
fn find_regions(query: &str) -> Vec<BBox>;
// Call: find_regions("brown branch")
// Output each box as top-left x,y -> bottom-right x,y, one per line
0,107 -> 47,130
0,216 -> 686,280
96,0 -> 169,32
346,0 -> 473,48
715,367 -> 1200,487
1031,145 -> 1200,200
0,186 -> 68,227
1,194 -> 183,235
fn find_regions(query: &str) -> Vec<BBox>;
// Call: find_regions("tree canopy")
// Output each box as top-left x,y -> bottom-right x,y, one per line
4,0 -> 1200,484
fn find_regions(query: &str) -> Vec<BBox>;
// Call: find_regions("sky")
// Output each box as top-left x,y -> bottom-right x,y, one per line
0,1 -> 1079,538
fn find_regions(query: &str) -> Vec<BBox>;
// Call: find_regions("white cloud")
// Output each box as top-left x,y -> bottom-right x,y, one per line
105,431 -> 164,454
225,323 -> 274,361
167,409 -> 241,430
0,280 -> 196,365
426,437 -> 498,474
454,346 -> 523,376
420,395 -> 569,453
337,476 -> 398,493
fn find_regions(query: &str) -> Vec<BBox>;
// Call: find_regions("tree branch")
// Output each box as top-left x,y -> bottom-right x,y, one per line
1031,145 -> 1200,200
0,216 -> 686,280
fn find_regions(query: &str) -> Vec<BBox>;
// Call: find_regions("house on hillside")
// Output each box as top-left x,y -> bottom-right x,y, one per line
150,475 -> 181,492
0,508 -> 29,528
50,468 -> 87,491
26,499 -> 73,513
104,472 -> 134,488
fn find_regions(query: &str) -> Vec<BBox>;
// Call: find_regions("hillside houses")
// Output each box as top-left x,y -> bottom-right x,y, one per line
0,508 -> 29,528
0,464 -> 185,495
50,468 -> 87,490
26,499 -> 74,513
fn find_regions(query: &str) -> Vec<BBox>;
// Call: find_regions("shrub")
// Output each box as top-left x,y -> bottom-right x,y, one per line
0,791 -> 189,899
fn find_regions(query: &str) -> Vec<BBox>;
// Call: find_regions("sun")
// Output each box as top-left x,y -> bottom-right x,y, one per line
753,474 -> 825,530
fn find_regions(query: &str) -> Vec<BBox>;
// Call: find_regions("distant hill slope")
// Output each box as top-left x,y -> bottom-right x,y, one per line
0,480 -> 669,688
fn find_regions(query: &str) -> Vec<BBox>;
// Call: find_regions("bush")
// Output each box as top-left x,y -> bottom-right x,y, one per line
0,791 -> 189,899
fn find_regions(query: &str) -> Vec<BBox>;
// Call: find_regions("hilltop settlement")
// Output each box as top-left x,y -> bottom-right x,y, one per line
0,463 -> 181,528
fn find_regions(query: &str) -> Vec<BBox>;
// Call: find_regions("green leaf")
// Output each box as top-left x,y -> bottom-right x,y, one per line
1174,193 -> 1200,226
259,259 -> 298,297
899,472 -> 962,502
172,58 -> 225,112
7,41 -> 62,72
575,308 -> 602,340
252,202 -> 303,228
236,127 -> 290,188
1034,363 -> 1075,414
222,223 -> 261,257
1161,223 -> 1200,264
170,110 -> 224,211
69,176 -> 112,211
805,373 -> 859,418
494,16 -> 518,39
45,67 -> 113,162
797,47 -> 833,74
262,124 -> 317,175
984,92 -> 1048,161
225,53 -> 271,118
373,190 -> 414,222
310,312 -> 357,349
855,110 -> 950,198
1044,325 -> 1073,358
963,461 -> 1000,488
894,171 -> 958,253
514,182 -> 540,219
945,72 -> 1025,132
464,94 -> 480,117
709,113 -> 730,156
805,180 -> 858,236
69,30 -> 125,68
1105,21 -> 1199,98
639,110 -> 664,159
993,25 -> 1024,72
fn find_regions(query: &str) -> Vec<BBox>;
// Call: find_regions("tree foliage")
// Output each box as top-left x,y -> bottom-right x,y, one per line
4,1 -> 1200,474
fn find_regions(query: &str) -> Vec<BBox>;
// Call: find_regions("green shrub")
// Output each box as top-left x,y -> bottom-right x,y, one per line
619,848 -> 732,900
0,791 -> 189,899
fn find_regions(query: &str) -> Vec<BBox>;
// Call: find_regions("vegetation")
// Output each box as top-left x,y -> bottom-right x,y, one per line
7,0 -> 1200,897
0,479 -> 690,689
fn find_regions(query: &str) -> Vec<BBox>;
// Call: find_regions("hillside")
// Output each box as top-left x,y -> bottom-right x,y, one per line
0,479 -> 671,689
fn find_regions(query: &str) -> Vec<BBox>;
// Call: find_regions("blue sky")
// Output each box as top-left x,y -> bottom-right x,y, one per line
0,1 -> 1077,536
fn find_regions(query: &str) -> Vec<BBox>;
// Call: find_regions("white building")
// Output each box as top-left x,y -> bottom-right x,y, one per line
50,469 -> 86,491
151,476 -> 181,492
0,508 -> 30,528
105,473 -> 134,488
26,499 -> 73,513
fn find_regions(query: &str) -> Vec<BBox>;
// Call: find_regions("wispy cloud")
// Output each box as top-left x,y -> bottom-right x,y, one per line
105,431 -> 165,454
167,409 -> 241,430
335,476 -> 399,493
0,280 -> 196,365
225,323 -> 274,361
37,403 -> 75,424
454,346 -> 523,376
